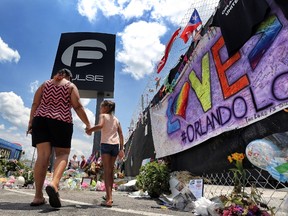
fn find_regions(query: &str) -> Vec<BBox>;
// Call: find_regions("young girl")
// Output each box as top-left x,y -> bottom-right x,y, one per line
87,100 -> 124,207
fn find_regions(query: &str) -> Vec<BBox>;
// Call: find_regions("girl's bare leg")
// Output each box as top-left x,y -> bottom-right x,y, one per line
102,154 -> 117,204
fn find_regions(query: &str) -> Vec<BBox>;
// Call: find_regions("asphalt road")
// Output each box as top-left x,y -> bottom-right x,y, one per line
0,188 -> 196,216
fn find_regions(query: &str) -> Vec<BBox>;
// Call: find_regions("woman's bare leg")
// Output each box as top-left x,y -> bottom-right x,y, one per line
32,142 -> 51,203
49,147 -> 70,191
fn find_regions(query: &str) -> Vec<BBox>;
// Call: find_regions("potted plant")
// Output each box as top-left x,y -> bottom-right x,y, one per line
136,160 -> 170,198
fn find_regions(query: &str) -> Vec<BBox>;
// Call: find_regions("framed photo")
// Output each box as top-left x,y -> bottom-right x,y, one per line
81,177 -> 92,185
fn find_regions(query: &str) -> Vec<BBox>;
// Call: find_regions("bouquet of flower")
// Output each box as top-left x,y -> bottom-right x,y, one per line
228,152 -> 245,193
214,153 -> 274,216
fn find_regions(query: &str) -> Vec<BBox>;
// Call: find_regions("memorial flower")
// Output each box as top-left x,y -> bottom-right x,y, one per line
215,153 -> 274,215
228,152 -> 246,193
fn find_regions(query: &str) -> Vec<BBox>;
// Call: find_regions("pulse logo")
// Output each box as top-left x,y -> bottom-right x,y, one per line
52,32 -> 115,98
61,39 -> 106,83
61,39 -> 107,67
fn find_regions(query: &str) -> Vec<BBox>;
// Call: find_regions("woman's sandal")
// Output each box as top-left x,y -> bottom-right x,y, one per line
45,185 -> 61,208
100,200 -> 112,208
102,195 -> 113,203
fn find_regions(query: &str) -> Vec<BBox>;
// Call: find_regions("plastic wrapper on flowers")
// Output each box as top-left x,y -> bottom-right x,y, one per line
95,181 -> 106,191
1,176 -> 15,189
61,178 -> 82,190
118,179 -> 138,192
92,180 -> 117,191
193,197 -> 221,216
81,181 -> 89,189
1,175 -> 27,189
63,169 -> 87,179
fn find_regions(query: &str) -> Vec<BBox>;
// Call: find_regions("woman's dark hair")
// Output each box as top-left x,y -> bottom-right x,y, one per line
101,100 -> 115,114
58,68 -> 73,81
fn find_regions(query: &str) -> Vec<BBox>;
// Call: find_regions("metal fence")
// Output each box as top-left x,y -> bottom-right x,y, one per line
201,169 -> 288,215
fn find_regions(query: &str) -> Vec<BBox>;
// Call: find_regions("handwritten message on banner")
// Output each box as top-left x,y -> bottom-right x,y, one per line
150,4 -> 288,158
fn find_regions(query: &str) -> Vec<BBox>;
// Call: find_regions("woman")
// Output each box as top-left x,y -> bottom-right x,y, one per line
80,155 -> 87,170
69,154 -> 80,170
28,68 -> 91,208
87,100 -> 124,207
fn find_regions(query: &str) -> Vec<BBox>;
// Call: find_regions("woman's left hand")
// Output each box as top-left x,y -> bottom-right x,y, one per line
26,124 -> 32,136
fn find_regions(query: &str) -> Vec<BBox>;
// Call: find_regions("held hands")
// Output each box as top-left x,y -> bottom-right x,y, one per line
85,124 -> 92,135
85,127 -> 96,135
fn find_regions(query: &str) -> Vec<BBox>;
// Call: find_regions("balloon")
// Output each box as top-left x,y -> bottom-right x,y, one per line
246,139 -> 280,170
266,165 -> 288,183
16,176 -> 25,186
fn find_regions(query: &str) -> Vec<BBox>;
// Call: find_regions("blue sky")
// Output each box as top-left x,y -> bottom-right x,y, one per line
0,0 -> 216,161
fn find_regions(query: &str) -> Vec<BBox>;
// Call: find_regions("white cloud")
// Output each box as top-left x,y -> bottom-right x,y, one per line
77,0 -> 124,22
77,0 -> 99,22
29,80 -> 39,94
72,107 -> 95,130
76,0 -> 196,23
151,0 -> 195,26
0,37 -> 20,63
119,0 -> 153,19
116,21 -> 167,79
92,1 -> 123,17
0,124 -> 4,130
73,98 -> 95,129
0,92 -> 30,129
7,126 -> 18,132
70,137 -> 93,159
80,98 -> 91,107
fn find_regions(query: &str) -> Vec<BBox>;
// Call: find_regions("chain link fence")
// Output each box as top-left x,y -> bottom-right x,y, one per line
201,169 -> 288,215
